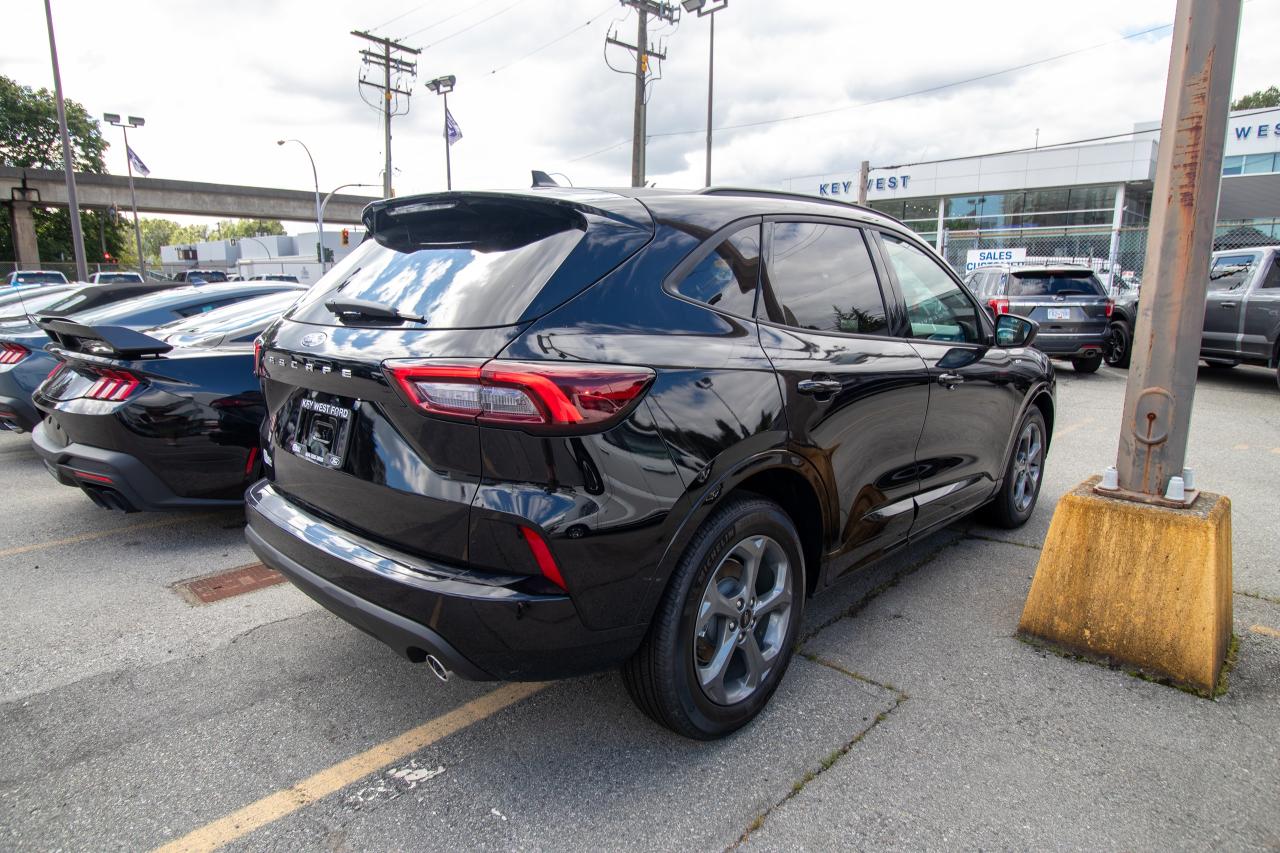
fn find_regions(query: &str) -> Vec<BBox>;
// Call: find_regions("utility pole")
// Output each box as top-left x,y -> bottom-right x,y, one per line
856,160 -> 870,205
606,1 -> 677,187
1112,0 -> 1242,499
43,0 -> 88,281
353,31 -> 420,199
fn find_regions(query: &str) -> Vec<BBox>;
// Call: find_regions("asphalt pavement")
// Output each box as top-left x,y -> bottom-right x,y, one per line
1,362 -> 1277,851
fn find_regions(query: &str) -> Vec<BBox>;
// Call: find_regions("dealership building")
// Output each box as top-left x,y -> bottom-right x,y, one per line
787,107 -> 1280,283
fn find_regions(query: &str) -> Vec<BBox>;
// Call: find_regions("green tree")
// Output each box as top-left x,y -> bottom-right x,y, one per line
1232,86 -> 1280,110
211,219 -> 286,240
0,75 -> 128,267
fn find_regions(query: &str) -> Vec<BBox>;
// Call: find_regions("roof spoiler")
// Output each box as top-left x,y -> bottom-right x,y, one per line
38,317 -> 173,359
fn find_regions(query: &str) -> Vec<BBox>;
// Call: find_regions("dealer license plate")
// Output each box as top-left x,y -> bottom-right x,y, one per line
291,397 -> 354,469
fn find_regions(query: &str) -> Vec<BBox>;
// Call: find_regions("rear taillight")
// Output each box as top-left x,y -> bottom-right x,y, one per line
987,298 -> 1010,316
0,342 -> 28,365
1105,299 -> 1115,317
253,339 -> 263,377
385,360 -> 655,431
86,369 -> 140,402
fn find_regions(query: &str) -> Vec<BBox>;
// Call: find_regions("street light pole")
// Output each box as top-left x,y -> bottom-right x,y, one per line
277,139 -> 324,265
1112,0 -> 1242,499
105,114 -> 147,277
43,0 -> 88,281
318,183 -> 378,271
682,0 -> 727,187
425,76 -> 457,191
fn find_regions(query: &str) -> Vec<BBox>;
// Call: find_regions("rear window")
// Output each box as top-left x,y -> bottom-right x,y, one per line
152,291 -> 300,338
11,272 -> 67,285
95,273 -> 143,283
1008,271 -> 1105,297
295,200 -> 587,329
1208,253 -> 1258,292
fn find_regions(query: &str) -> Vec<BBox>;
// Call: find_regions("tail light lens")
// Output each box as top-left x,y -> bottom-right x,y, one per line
86,368 -> 140,402
385,360 -> 655,431
0,342 -> 29,365
1105,299 -> 1115,317
987,298 -> 1010,316
253,339 -> 263,377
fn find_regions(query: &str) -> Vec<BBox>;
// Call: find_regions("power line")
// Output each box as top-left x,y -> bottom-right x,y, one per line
568,19 -> 1180,164
405,0 -> 529,44
483,2 -> 616,77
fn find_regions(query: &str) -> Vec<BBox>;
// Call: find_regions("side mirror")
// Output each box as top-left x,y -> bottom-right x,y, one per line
995,313 -> 1037,348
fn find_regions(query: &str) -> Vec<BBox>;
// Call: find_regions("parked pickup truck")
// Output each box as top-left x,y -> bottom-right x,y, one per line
1104,245 -> 1280,388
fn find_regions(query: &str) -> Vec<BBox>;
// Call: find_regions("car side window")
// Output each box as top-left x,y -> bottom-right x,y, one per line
1264,259 -> 1280,289
672,224 -> 761,316
758,222 -> 888,336
881,235 -> 980,344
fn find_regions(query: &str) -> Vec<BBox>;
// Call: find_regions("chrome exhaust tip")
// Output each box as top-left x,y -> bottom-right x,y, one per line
425,654 -> 450,682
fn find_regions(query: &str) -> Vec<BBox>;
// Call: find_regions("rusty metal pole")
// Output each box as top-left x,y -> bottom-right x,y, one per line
1114,0 -> 1241,498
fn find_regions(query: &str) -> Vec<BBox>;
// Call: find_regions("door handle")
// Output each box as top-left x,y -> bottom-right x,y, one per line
797,378 -> 842,396
1220,302 -> 1238,308
937,372 -> 965,389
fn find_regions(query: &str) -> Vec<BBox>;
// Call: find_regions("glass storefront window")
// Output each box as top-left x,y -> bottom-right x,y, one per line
902,197 -> 940,222
1068,186 -> 1117,211
869,199 -> 904,218
1022,188 -> 1071,213
1222,155 -> 1244,176
1242,153 -> 1277,175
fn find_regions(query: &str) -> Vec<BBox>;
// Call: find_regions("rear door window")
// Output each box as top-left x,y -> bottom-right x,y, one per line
671,223 -> 760,316
758,222 -> 888,336
1007,271 -> 1105,297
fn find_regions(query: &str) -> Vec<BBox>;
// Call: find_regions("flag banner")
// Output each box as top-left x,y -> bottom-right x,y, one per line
127,146 -> 151,177
445,109 -> 463,147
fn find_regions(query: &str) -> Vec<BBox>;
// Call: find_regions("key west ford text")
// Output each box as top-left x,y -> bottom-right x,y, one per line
819,174 -> 911,196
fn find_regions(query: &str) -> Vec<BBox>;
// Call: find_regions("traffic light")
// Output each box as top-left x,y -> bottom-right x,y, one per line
103,251 -> 113,261
341,228 -> 350,247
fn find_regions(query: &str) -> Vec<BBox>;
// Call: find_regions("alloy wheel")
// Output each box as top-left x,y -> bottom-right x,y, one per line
1011,420 -> 1044,514
692,535 -> 793,706
1106,325 -> 1127,366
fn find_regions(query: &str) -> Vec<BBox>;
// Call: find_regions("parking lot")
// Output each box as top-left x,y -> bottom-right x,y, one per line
2,363 -> 1278,851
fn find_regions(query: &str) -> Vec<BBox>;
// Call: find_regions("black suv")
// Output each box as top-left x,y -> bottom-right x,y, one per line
246,188 -> 1055,739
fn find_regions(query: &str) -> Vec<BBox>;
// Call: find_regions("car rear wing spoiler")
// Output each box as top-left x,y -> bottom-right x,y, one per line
37,317 -> 173,359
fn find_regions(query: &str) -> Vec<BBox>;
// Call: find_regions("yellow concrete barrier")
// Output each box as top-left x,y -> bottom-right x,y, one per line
1018,476 -> 1232,695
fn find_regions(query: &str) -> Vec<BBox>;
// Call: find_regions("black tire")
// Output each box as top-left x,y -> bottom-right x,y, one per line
622,495 -> 805,740
1104,321 -> 1131,369
1071,354 -> 1103,374
1203,359 -> 1238,369
983,407 -> 1047,529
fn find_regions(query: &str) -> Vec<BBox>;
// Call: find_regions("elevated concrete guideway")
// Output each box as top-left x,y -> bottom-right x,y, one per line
2,166 -> 378,223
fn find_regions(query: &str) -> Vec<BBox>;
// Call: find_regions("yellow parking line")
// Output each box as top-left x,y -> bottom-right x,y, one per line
0,513 -> 221,559
1250,624 -> 1280,639
153,681 -> 548,853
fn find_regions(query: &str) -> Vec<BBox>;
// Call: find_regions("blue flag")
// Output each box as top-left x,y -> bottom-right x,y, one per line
127,145 -> 150,177
445,109 -> 463,147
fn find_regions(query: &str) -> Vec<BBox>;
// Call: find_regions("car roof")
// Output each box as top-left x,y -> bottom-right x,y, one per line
976,264 -> 1098,274
368,186 -> 905,240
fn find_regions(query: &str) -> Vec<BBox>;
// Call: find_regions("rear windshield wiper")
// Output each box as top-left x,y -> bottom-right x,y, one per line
324,297 -> 426,324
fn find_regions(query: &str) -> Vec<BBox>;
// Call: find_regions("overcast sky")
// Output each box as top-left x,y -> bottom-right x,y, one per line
8,0 -> 1280,231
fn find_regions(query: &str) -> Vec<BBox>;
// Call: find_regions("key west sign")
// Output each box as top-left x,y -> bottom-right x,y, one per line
819,173 -> 911,198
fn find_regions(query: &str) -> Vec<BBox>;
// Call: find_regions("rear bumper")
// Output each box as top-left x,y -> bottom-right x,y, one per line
1033,331 -> 1106,357
244,480 -> 647,681
0,394 -> 40,432
31,420 -> 242,512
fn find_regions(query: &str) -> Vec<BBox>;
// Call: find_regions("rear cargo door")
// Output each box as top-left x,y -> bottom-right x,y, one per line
1005,270 -> 1110,345
260,191 -> 654,565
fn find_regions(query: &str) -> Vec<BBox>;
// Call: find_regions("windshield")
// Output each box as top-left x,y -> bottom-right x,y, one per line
10,272 -> 66,285
185,271 -> 229,283
292,202 -> 586,329
1008,271 -> 1105,297
151,291 -> 301,338
1207,253 -> 1258,292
